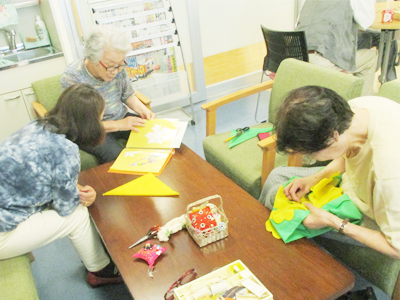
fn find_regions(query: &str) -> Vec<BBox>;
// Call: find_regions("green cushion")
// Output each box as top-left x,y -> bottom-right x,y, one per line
31,74 -> 63,112
269,58 -> 364,124
203,123 -> 288,199
79,150 -> 99,171
378,80 -> 400,104
314,236 -> 400,296
0,254 -> 39,300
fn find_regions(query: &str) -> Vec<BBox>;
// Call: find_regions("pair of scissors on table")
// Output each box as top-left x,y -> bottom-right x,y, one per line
224,127 -> 250,142
128,225 -> 160,249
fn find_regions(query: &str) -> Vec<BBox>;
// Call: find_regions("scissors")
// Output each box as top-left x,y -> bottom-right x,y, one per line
224,127 -> 250,142
128,225 -> 161,249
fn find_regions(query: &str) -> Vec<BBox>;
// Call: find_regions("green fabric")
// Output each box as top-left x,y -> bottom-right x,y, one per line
271,195 -> 362,243
378,80 -> 400,104
204,123 -> 285,199
0,254 -> 39,300
314,236 -> 400,296
268,174 -> 362,243
229,127 -> 273,148
268,58 -> 364,124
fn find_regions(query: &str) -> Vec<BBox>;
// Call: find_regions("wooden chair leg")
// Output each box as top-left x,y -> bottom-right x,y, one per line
392,271 -> 400,300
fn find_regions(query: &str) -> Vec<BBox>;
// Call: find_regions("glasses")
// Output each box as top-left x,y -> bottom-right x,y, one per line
164,269 -> 197,300
99,60 -> 127,73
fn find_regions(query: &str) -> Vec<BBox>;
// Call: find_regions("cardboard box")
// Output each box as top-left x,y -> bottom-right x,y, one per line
174,260 -> 273,300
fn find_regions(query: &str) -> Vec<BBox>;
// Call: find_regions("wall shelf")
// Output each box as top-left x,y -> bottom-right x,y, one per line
12,0 -> 39,9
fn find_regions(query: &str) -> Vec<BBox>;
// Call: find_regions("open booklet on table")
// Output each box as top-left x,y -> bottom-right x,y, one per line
108,119 -> 188,176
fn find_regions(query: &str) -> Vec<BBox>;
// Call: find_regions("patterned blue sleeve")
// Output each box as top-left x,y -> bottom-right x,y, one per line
120,69 -> 135,103
50,147 -> 81,216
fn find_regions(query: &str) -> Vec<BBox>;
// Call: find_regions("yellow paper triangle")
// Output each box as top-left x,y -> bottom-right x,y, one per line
103,173 -> 179,196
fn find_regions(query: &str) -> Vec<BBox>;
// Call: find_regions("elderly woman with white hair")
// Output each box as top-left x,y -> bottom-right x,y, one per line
61,25 -> 156,164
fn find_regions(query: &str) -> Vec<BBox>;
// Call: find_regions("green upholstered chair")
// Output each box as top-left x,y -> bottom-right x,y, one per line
31,74 -> 152,171
378,80 -> 400,102
202,58 -> 364,199
0,253 -> 39,300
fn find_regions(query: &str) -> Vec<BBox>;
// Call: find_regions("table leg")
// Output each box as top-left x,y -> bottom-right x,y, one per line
377,31 -> 385,72
379,30 -> 395,84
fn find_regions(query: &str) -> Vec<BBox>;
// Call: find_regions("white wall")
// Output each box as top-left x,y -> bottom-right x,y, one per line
198,0 -> 296,58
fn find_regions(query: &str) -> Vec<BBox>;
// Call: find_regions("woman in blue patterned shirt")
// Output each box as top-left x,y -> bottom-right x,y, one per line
0,84 -> 122,287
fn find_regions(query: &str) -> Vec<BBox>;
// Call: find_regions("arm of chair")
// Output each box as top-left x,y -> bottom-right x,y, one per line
201,80 -> 274,136
32,101 -> 47,118
135,90 -> 152,111
258,134 -> 303,188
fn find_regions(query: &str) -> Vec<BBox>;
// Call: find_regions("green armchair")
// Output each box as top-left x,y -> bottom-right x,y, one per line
0,253 -> 39,300
31,75 -> 152,171
201,58 -> 364,199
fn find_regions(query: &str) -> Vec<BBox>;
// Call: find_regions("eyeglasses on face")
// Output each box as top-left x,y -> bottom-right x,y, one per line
99,60 -> 127,73
164,269 -> 197,300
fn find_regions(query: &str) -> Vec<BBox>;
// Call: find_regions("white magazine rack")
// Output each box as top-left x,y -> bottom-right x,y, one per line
87,0 -> 195,124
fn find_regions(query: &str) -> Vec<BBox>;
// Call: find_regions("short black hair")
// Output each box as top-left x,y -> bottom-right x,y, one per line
274,86 -> 354,154
38,84 -> 105,148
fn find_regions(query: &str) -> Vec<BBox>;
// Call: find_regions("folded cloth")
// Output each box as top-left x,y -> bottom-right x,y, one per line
0,1 -> 18,27
266,173 -> 362,243
229,127 -> 273,148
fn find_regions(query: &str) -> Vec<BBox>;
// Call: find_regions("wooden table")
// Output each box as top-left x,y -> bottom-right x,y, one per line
79,144 -> 355,300
370,1 -> 400,84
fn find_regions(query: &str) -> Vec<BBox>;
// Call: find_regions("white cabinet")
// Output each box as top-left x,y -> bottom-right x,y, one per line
0,90 -> 32,142
21,87 -> 37,120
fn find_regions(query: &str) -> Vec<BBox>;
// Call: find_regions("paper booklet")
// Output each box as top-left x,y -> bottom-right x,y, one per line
109,119 -> 187,176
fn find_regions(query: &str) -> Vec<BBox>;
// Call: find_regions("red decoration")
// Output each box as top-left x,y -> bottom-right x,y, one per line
189,206 -> 217,231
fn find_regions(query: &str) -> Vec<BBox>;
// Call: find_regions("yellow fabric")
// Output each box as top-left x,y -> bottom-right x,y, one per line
266,172 -> 342,239
103,173 -> 179,196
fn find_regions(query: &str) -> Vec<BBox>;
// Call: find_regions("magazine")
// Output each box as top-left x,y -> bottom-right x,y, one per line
125,47 -> 177,81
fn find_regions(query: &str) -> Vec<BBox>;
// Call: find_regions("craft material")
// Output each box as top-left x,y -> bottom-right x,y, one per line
132,241 -> 166,277
129,225 -> 161,249
157,214 -> 186,242
174,260 -> 273,300
185,195 -> 228,247
103,173 -> 179,196
228,127 -> 273,148
225,127 -> 249,142
257,132 -> 270,141
266,173 -> 362,242
109,119 -> 185,175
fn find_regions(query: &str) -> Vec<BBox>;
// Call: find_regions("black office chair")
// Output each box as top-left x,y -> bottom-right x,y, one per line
256,25 -> 309,122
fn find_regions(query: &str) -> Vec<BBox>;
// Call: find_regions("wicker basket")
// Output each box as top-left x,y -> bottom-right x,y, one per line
185,195 -> 229,247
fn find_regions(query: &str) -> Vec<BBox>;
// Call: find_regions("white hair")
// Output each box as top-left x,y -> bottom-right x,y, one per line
84,25 -> 131,63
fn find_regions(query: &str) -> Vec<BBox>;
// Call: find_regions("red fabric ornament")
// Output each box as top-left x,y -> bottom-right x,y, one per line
189,206 -> 217,231
132,241 -> 166,277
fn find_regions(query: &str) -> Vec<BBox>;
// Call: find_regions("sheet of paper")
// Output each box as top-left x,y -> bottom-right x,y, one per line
172,121 -> 188,148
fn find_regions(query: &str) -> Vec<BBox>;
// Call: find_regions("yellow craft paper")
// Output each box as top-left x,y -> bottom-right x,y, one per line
126,119 -> 178,149
103,173 -> 179,196
109,148 -> 174,175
